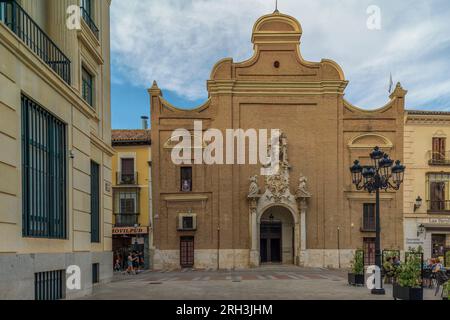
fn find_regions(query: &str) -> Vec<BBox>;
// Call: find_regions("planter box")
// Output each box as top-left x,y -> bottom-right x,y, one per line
393,283 -> 423,300
348,273 -> 365,286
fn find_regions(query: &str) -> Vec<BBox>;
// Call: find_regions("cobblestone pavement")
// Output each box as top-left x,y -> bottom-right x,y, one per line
86,265 -> 441,300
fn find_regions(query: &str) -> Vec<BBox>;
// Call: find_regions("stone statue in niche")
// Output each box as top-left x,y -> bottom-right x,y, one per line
280,132 -> 289,166
248,175 -> 260,197
296,175 -> 311,198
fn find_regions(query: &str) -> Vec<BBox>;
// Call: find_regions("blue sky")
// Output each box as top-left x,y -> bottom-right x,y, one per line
111,0 -> 450,129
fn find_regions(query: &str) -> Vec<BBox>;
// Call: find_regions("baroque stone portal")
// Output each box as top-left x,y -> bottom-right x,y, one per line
248,133 -> 311,267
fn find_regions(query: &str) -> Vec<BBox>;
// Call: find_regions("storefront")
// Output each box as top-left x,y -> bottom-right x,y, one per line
112,226 -> 151,270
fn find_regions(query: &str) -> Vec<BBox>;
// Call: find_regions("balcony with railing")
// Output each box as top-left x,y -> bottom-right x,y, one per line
361,218 -> 376,232
427,200 -> 450,214
80,6 -> 99,39
428,151 -> 450,166
0,0 -> 71,84
114,213 -> 140,227
116,172 -> 139,185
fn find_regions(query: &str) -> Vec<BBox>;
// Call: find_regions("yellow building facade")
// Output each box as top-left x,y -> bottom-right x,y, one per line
111,126 -> 153,269
0,0 -> 113,299
404,111 -> 450,264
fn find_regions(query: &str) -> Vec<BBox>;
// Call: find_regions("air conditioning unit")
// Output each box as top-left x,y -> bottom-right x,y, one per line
178,213 -> 197,231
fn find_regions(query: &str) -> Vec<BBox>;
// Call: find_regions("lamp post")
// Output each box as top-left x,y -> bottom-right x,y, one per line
350,146 -> 405,295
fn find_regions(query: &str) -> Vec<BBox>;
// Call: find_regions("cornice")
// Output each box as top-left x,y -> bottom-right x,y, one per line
207,80 -> 348,96
77,21 -> 104,65
0,23 -> 98,120
90,132 -> 115,156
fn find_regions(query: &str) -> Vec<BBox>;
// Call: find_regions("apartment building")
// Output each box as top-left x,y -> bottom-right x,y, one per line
0,0 -> 113,299
404,111 -> 450,265
111,120 -> 153,270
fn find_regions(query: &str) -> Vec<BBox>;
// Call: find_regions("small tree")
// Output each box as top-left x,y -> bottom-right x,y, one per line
397,248 -> 422,288
350,250 -> 364,275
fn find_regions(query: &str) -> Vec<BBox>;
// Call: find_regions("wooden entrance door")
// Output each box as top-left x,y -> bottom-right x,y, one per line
180,237 -> 194,268
363,238 -> 376,266
260,222 -> 282,263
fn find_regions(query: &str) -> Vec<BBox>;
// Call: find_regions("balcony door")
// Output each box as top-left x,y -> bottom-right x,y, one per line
121,158 -> 134,184
432,137 -> 446,162
430,182 -> 446,211
180,237 -> 195,268
363,238 -> 376,266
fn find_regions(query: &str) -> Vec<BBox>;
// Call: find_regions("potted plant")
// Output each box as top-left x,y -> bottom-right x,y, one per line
348,250 -> 365,286
393,248 -> 423,300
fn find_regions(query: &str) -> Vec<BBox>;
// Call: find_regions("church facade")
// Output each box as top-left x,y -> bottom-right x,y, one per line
149,11 -> 405,269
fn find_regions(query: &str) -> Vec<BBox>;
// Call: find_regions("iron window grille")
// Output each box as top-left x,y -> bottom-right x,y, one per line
34,270 -> 65,300
82,66 -> 94,107
91,161 -> 100,243
426,173 -> 450,213
362,203 -> 376,231
22,95 -> 67,239
0,0 -> 71,84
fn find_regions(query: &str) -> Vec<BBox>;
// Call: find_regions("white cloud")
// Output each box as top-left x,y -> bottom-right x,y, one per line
111,0 -> 450,109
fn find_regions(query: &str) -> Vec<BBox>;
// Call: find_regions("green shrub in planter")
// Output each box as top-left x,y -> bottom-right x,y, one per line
394,248 -> 423,300
348,250 -> 365,286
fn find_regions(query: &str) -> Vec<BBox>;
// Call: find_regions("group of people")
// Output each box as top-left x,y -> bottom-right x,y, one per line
382,256 -> 402,284
423,258 -> 447,288
114,251 -> 145,275
383,255 -> 448,287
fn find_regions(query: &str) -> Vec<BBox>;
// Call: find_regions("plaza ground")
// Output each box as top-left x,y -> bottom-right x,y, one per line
85,265 -> 441,300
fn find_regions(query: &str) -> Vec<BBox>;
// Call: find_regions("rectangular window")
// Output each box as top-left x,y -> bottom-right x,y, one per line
118,192 -> 137,214
181,167 -> 193,192
363,203 -> 376,231
35,270 -> 65,300
182,216 -> 194,230
427,173 -> 450,212
120,158 -> 135,184
82,67 -> 94,107
22,95 -> 67,239
114,191 -> 139,227
81,0 -> 93,17
432,137 -> 446,162
91,161 -> 100,243
92,263 -> 100,284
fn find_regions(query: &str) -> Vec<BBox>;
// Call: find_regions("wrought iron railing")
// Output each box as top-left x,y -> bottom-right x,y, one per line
428,151 -> 450,166
427,200 -> 450,213
114,213 -> 140,227
361,218 -> 376,232
116,172 -> 139,185
0,0 -> 71,85
80,6 -> 99,39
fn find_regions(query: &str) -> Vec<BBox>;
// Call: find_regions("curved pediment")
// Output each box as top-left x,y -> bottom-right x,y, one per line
348,133 -> 393,149
209,11 -> 346,92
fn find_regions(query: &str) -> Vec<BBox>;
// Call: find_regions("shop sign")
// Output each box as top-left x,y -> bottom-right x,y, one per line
429,218 -> 450,225
112,226 -> 149,235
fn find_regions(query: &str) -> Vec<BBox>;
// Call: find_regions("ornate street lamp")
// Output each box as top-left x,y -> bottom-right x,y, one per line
350,146 -> 405,295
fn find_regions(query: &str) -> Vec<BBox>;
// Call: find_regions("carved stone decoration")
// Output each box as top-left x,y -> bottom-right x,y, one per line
248,175 -> 260,198
296,175 -> 311,199
265,171 -> 289,203
246,132 -> 311,267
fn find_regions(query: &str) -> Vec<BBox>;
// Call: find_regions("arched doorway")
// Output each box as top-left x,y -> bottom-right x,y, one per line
259,206 -> 295,265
